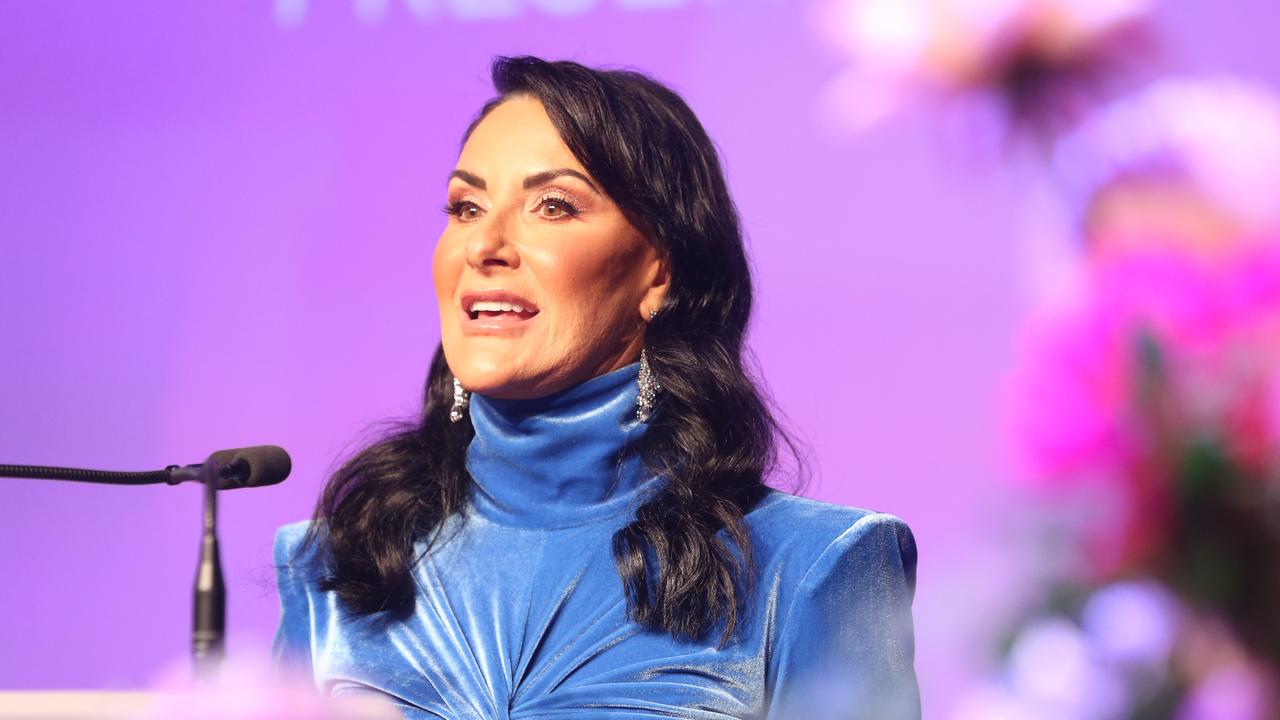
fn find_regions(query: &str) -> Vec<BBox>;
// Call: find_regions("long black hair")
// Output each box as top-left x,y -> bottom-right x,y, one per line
308,56 -> 790,643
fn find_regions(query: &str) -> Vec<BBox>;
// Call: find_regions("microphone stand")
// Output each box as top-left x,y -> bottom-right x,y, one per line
0,457 -> 244,682
191,458 -> 225,682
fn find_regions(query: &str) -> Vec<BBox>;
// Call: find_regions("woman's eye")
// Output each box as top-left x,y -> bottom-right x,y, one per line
443,200 -> 483,222
538,197 -> 580,220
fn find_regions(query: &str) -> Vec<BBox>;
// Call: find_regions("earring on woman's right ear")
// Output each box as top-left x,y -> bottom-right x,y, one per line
636,349 -> 660,422
450,377 -> 470,423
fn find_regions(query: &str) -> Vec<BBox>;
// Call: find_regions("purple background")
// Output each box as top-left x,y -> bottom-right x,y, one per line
1,0 -> 1276,711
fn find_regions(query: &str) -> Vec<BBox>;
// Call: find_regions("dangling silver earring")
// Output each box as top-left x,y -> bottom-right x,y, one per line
636,349 -> 660,422
450,377 -> 470,423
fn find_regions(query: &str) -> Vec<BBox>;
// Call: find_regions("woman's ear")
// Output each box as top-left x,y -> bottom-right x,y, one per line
639,246 -> 670,321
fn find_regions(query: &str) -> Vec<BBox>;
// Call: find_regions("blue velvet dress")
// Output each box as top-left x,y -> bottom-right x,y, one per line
273,363 -> 919,719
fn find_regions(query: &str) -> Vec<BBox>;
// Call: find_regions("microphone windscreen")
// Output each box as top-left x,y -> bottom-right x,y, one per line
208,445 -> 292,489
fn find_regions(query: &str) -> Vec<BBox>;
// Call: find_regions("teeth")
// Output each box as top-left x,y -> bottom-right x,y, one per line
468,300 -> 533,314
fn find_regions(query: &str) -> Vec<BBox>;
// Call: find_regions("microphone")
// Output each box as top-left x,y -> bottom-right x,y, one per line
0,445 -> 292,489
189,445 -> 292,490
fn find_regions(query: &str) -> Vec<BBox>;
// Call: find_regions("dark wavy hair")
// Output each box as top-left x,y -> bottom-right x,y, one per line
307,56 -> 792,643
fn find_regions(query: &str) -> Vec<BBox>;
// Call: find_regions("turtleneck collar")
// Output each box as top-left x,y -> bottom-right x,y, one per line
465,362 -> 658,529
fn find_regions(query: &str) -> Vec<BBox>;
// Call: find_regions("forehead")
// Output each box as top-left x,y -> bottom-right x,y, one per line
457,96 -> 584,176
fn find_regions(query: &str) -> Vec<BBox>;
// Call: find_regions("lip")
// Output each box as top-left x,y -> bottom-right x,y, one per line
458,289 -> 540,335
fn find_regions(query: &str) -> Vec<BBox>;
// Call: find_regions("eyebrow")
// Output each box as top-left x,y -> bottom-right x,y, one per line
447,168 -> 599,194
522,168 -> 599,194
448,169 -> 486,190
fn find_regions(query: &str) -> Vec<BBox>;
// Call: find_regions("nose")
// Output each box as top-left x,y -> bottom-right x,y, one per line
465,210 -> 520,271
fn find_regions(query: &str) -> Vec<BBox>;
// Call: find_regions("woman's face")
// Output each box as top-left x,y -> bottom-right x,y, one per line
433,95 -> 667,400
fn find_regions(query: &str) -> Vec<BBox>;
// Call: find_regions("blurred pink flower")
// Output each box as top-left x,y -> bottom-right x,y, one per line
1009,242 -> 1280,490
1054,77 -> 1280,243
814,0 -> 1156,134
1177,664 -> 1275,720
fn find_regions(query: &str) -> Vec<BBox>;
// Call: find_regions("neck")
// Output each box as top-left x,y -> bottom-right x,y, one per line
464,363 -> 658,529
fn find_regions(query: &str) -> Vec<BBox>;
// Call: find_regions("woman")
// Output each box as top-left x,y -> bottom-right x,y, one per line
275,56 -> 919,719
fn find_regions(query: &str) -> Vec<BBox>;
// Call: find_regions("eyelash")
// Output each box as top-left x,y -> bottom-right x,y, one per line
442,200 -> 481,221
535,192 -> 581,219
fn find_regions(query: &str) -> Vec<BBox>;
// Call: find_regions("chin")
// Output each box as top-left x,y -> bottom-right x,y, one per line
447,350 -> 532,399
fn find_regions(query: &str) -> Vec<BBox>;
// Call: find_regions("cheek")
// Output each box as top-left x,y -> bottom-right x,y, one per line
432,233 -> 462,305
433,235 -> 467,372
537,237 -> 646,331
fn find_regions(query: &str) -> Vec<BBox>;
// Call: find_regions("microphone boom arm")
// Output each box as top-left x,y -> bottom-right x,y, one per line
0,445 -> 291,681
0,463 -> 178,485
0,445 -> 290,490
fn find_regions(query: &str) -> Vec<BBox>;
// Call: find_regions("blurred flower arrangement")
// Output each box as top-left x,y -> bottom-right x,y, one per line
967,75 -> 1280,719
815,0 -> 1280,715
815,0 -> 1158,137
136,653 -> 401,720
